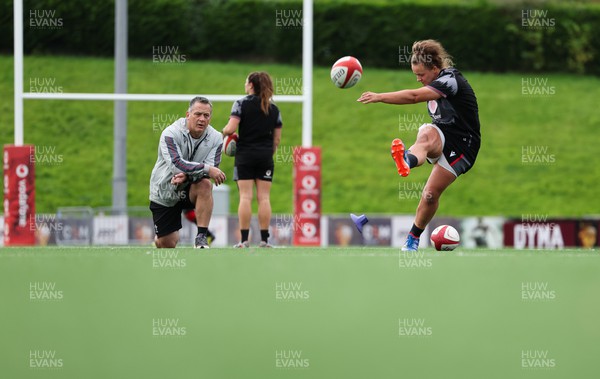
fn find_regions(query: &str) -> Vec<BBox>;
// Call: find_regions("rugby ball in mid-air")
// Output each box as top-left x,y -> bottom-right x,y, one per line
330,56 -> 363,89
223,133 -> 238,156
430,225 -> 460,251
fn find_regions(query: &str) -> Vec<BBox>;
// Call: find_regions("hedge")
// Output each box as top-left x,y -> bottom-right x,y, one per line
0,0 -> 598,74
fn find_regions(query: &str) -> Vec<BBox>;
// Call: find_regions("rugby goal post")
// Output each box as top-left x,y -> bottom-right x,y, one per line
11,0 -> 316,246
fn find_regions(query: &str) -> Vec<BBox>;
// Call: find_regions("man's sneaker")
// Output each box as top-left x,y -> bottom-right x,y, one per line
391,138 -> 410,177
206,230 -> 215,245
401,233 -> 420,251
194,233 -> 210,249
233,241 -> 250,248
259,241 -> 273,248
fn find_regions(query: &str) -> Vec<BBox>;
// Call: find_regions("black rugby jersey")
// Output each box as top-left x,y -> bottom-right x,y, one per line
426,68 -> 481,156
230,95 -> 282,155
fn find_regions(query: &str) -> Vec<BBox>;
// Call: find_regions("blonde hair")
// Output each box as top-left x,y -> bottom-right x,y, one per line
411,39 -> 454,70
247,71 -> 274,115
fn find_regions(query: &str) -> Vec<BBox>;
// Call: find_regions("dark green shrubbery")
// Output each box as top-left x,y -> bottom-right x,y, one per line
1,0 -> 598,74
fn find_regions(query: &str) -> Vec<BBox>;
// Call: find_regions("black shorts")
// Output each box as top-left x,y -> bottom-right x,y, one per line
234,153 -> 274,182
423,124 -> 479,176
149,191 -> 194,237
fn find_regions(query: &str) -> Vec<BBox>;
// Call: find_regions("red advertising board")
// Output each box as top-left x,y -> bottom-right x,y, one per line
503,220 -> 576,249
3,145 -> 36,245
293,147 -> 321,246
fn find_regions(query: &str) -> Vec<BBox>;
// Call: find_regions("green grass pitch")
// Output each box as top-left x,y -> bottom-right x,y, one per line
1,247 -> 599,378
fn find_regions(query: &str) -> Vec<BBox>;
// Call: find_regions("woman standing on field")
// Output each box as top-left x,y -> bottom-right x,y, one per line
223,72 -> 283,248
358,40 -> 481,251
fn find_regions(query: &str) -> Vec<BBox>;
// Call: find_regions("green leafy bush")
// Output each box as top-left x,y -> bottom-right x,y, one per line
1,0 -> 598,74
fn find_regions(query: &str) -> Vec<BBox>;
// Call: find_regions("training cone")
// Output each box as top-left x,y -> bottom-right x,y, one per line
351,213 -> 369,234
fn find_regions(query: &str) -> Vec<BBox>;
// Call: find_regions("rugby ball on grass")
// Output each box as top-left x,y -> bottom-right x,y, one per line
223,133 -> 238,156
430,225 -> 460,251
330,56 -> 363,89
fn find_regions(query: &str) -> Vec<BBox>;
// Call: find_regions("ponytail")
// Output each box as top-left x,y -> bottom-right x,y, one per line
247,71 -> 274,115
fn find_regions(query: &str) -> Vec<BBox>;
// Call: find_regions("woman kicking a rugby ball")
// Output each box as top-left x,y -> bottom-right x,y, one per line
357,39 -> 481,251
